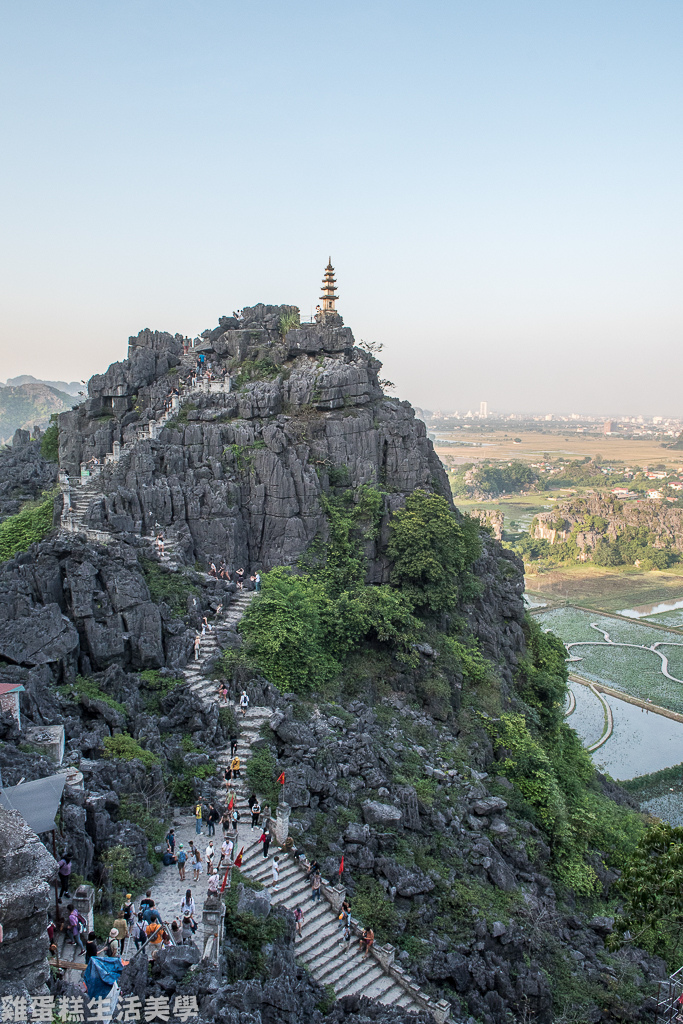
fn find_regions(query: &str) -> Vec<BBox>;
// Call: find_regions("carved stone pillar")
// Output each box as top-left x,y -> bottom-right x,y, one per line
275,802 -> 291,845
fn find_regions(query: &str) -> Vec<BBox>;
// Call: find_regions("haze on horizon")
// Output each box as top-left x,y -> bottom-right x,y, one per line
0,1 -> 681,418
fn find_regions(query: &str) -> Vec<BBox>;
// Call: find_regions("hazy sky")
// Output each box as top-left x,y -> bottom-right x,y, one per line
1,1 -> 682,416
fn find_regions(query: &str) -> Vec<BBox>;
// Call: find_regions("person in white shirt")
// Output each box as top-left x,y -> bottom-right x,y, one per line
205,841 -> 215,875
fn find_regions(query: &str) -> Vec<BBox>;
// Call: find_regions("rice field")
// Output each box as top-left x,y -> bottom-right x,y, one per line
538,607 -> 683,713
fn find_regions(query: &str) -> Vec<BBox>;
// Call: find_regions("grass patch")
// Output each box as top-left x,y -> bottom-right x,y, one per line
103,734 -> 159,769
138,669 -> 184,712
57,675 -> 127,715
0,489 -> 57,562
139,556 -> 199,615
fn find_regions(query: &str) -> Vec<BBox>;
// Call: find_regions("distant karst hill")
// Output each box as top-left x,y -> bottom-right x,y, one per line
0,380 -> 75,444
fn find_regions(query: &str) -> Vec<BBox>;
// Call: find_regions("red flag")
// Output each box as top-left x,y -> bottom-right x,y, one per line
277,772 -> 285,785
234,846 -> 244,868
227,793 -> 234,812
339,855 -> 344,876
220,866 -> 230,893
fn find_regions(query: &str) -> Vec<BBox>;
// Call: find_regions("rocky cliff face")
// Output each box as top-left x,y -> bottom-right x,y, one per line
58,309 -> 448,573
0,431 -> 57,523
0,807 -> 56,993
533,493 -> 683,556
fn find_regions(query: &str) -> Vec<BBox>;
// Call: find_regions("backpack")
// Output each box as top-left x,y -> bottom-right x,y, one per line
178,851 -> 187,864
78,914 -> 87,934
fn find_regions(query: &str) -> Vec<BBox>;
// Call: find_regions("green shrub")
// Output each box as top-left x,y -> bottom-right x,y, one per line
101,845 -> 140,896
40,418 -> 59,462
102,734 -> 159,769
351,877 -> 397,941
245,746 -> 279,807
138,669 -> 183,712
219,705 -> 240,737
0,489 -> 57,562
57,675 -> 127,715
139,557 -> 199,615
387,490 -> 481,614
233,359 -> 280,389
117,797 -> 168,848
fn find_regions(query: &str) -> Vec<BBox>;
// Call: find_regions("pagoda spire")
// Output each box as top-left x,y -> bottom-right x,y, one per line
319,258 -> 338,315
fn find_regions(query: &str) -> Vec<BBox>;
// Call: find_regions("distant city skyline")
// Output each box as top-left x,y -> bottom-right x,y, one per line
1,2 -> 682,417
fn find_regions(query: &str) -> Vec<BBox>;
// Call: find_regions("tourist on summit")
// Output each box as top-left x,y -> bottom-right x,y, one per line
258,828 -> 271,858
251,799 -> 261,830
219,836 -> 233,867
209,562 -> 217,577
236,568 -> 245,589
254,572 -> 261,593
338,899 -> 351,929
120,894 -> 136,922
294,906 -> 305,938
145,920 -> 164,959
177,844 -> 187,880
170,920 -> 181,944
230,754 -> 241,778
207,804 -> 219,836
239,691 -> 249,716
306,858 -> 320,881
194,633 -> 201,661
272,856 -> 280,892
205,840 -> 215,874
195,801 -> 203,834
192,846 -> 203,882
143,900 -> 163,926
230,736 -> 239,757
207,872 -> 219,895
248,793 -> 257,812
221,809 -> 231,835
311,871 -> 321,902
165,828 -> 175,853
231,807 -> 240,832
57,853 -> 72,900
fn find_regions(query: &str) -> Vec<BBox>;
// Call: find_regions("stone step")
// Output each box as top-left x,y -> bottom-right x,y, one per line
334,960 -> 386,998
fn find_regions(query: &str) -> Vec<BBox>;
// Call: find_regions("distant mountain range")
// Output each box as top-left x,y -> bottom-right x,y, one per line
1,374 -> 82,397
0,378 -> 82,445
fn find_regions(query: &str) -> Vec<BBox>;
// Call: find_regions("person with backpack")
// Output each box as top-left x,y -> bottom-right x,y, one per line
293,906 -> 305,939
85,931 -> 99,963
231,807 -> 240,833
112,911 -> 128,954
194,801 -> 203,835
120,894 -> 135,924
67,904 -> 85,955
177,845 -> 187,881
129,913 -> 146,951
230,755 -> 241,779
106,927 -> 120,957
258,828 -> 271,858
239,690 -> 249,716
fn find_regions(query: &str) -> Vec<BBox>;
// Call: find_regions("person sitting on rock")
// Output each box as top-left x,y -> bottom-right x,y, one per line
181,912 -> 194,946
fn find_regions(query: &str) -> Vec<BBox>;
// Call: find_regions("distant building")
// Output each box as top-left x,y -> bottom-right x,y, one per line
603,420 -> 615,434
0,682 -> 24,727
647,489 -> 664,500
479,401 -> 488,419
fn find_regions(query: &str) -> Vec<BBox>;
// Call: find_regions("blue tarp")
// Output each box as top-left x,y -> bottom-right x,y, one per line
83,956 -> 124,998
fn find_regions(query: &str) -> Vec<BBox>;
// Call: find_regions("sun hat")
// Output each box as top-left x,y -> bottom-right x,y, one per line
109,928 -> 118,937
125,893 -> 132,899
183,911 -> 192,918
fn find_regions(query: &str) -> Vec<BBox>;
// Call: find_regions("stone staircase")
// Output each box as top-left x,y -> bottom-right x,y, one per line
55,369 -> 451,1021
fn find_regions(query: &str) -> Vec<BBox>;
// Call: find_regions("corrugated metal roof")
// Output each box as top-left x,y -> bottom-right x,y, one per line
0,774 -> 66,834
0,683 -> 24,694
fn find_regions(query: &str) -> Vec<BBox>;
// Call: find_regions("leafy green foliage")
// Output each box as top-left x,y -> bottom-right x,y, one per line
351,876 -> 398,941
138,669 -> 183,712
139,556 -> 199,615
452,459 -> 538,497
279,310 -> 300,341
387,490 -> 481,614
58,675 -> 127,715
612,822 -> 683,967
233,359 -> 280,389
0,489 -> 56,562
101,845 -> 140,896
40,417 -> 59,462
117,797 -> 167,847
224,439 -> 266,472
102,734 -> 159,769
245,745 -> 279,807
517,615 -> 570,731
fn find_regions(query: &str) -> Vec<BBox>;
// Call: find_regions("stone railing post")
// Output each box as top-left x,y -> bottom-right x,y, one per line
149,420 -> 157,439
326,883 -> 346,914
80,463 -> 89,484
374,943 -> 395,969
171,395 -> 180,413
72,884 -> 95,932
201,895 -> 225,962
432,999 -> 451,1023
275,802 -> 291,845
112,441 -> 121,461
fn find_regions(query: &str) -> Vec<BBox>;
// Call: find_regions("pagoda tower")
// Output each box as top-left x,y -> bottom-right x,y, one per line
319,258 -> 338,316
